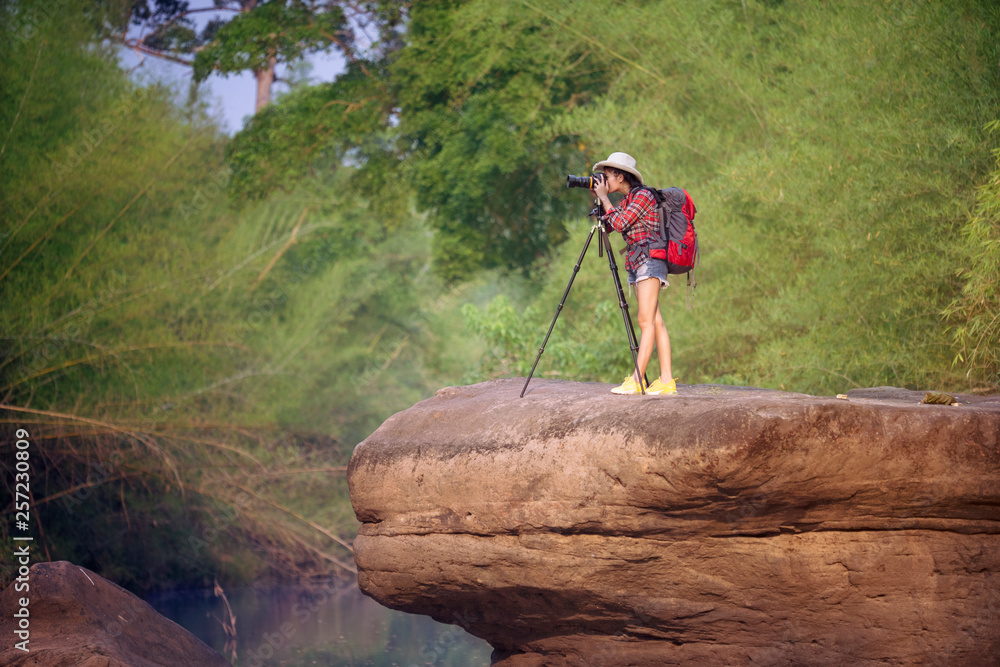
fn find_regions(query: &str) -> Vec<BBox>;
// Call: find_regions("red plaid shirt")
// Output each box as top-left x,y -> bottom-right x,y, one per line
602,187 -> 659,271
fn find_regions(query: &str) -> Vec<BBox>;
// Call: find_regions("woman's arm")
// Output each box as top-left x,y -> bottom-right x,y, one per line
599,188 -> 656,235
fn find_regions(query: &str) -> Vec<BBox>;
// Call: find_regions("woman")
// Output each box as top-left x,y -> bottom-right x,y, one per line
591,152 -> 677,395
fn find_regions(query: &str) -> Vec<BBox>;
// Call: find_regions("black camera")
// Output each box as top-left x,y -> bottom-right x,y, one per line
566,173 -> 604,189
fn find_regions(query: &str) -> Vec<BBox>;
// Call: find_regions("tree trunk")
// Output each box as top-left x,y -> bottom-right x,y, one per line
253,54 -> 277,113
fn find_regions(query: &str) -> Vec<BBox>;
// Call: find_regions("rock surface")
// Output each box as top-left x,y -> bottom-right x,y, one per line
0,561 -> 228,667
349,379 -> 1000,666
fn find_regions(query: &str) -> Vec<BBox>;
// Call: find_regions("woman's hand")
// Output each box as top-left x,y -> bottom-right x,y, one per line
592,174 -> 610,199
592,173 -> 614,211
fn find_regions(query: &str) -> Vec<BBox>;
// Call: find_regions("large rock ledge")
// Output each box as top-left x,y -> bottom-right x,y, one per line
348,379 -> 1000,666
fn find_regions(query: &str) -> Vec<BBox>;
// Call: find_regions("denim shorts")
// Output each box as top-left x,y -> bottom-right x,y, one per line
626,257 -> 669,288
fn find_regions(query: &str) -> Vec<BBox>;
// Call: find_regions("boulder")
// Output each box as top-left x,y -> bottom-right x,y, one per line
0,561 -> 228,667
348,378 -> 1000,666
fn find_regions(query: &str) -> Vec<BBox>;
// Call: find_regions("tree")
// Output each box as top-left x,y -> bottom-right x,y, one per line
224,0 -> 616,280
389,1 -> 614,279
1,0 -> 472,590
115,0 -> 405,113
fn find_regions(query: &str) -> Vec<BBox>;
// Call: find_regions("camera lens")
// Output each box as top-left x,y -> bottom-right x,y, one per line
566,175 -> 594,189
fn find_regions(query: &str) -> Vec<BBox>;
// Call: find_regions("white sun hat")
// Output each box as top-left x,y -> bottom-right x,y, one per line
593,151 -> 643,184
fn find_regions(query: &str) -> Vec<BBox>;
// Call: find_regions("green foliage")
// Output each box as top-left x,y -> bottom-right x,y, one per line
224,62 -> 397,215
945,121 -> 1000,390
462,296 -> 534,377
466,0 -> 1000,396
226,0 -> 617,280
392,0 -> 615,278
0,0 -> 483,592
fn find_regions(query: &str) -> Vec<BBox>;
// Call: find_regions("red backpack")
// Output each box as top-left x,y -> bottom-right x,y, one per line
644,186 -> 698,275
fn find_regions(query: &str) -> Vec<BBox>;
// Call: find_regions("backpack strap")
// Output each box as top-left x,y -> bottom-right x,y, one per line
685,231 -> 699,310
686,268 -> 696,311
636,185 -> 669,250
621,241 -> 651,266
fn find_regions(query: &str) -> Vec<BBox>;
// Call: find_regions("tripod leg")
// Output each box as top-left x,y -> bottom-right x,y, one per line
601,232 -> 647,394
520,226 -> 598,398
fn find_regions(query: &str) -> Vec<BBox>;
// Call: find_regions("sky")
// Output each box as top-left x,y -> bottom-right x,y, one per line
116,4 -> 349,135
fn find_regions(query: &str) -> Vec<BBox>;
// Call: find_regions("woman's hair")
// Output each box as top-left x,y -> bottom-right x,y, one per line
605,166 -> 642,190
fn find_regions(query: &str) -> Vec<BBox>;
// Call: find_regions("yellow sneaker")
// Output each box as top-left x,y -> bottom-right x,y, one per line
610,375 -> 644,395
647,378 -> 678,395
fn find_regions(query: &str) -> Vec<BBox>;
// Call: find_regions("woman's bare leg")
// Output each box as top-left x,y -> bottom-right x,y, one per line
632,277 -> 662,386
653,301 -> 672,382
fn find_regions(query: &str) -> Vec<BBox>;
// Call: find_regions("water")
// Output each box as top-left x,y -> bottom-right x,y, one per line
146,583 -> 493,667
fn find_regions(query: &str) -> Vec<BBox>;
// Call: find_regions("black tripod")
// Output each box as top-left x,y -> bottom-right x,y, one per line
520,201 -> 647,397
